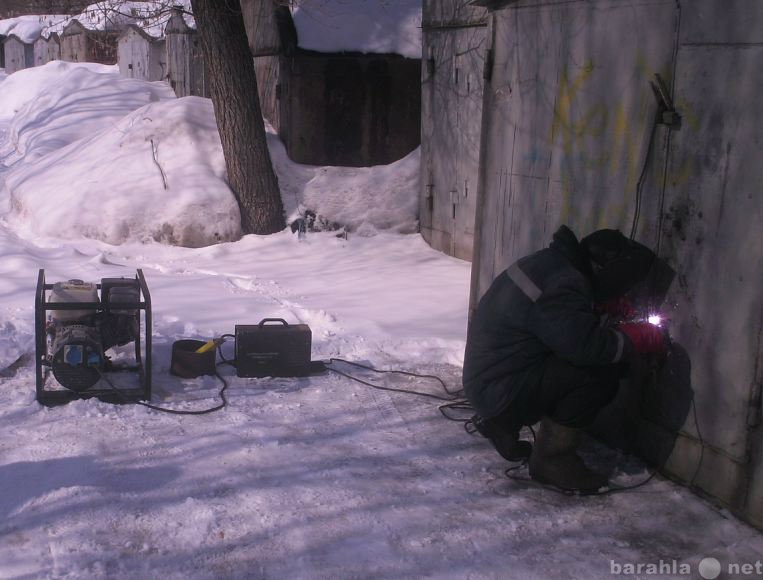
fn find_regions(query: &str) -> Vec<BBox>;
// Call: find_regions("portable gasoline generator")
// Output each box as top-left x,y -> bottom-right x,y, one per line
35,269 -> 152,406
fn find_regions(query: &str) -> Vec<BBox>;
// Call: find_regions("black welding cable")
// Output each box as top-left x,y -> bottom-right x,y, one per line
629,111 -> 660,240
504,461 -> 658,496
642,4 -> 703,494
99,352 -> 665,492
631,2 -> 681,242
654,123 -> 674,258
326,357 -> 463,397
439,400 -> 476,426
688,396 -> 706,488
323,359 -> 512,432
325,360 -> 459,403
324,359 -> 474,430
656,0 -> 682,256
99,370 -> 229,415
217,335 -> 236,367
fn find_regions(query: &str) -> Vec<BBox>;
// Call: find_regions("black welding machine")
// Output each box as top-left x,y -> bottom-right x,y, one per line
234,319 -> 313,378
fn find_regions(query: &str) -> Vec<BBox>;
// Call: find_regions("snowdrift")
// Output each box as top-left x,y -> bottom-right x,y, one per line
0,62 -> 173,165
1,62 -> 419,247
0,61 -> 116,122
301,148 -> 420,235
6,97 -> 240,247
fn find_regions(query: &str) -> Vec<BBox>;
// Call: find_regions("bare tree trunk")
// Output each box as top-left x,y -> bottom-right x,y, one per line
190,0 -> 285,235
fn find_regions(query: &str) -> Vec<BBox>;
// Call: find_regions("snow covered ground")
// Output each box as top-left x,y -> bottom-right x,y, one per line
0,65 -> 761,580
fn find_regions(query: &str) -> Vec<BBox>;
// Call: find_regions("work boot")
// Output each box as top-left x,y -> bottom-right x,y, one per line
528,416 -> 608,493
472,415 -> 532,462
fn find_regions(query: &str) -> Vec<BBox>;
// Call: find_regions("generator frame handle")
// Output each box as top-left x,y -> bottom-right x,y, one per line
35,268 -> 153,406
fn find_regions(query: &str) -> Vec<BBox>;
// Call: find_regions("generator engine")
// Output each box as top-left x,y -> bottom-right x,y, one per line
47,278 -> 140,392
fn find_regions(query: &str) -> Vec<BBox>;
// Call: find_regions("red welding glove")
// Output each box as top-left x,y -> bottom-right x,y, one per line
596,296 -> 636,320
618,322 -> 667,354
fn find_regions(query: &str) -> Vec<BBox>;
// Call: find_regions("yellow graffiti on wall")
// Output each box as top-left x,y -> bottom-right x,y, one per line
549,57 -> 697,233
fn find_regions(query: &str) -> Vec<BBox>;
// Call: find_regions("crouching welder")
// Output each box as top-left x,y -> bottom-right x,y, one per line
463,225 -> 666,493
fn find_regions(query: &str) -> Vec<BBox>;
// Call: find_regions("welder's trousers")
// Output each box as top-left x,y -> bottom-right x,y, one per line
486,356 -> 625,433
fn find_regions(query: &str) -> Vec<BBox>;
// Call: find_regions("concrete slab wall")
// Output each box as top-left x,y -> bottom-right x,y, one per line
420,0 -> 488,261
472,0 -> 763,527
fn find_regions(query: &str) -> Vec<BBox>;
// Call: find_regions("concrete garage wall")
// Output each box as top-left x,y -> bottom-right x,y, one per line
472,0 -> 763,527
421,0 -> 488,261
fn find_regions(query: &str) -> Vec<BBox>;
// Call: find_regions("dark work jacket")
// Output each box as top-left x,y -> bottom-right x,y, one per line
462,227 -> 629,419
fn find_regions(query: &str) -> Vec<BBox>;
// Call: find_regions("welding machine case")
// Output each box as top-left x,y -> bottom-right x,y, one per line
235,319 -> 312,378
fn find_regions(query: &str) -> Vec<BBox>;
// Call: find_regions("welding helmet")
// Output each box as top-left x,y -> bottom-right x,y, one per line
580,229 -> 656,302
